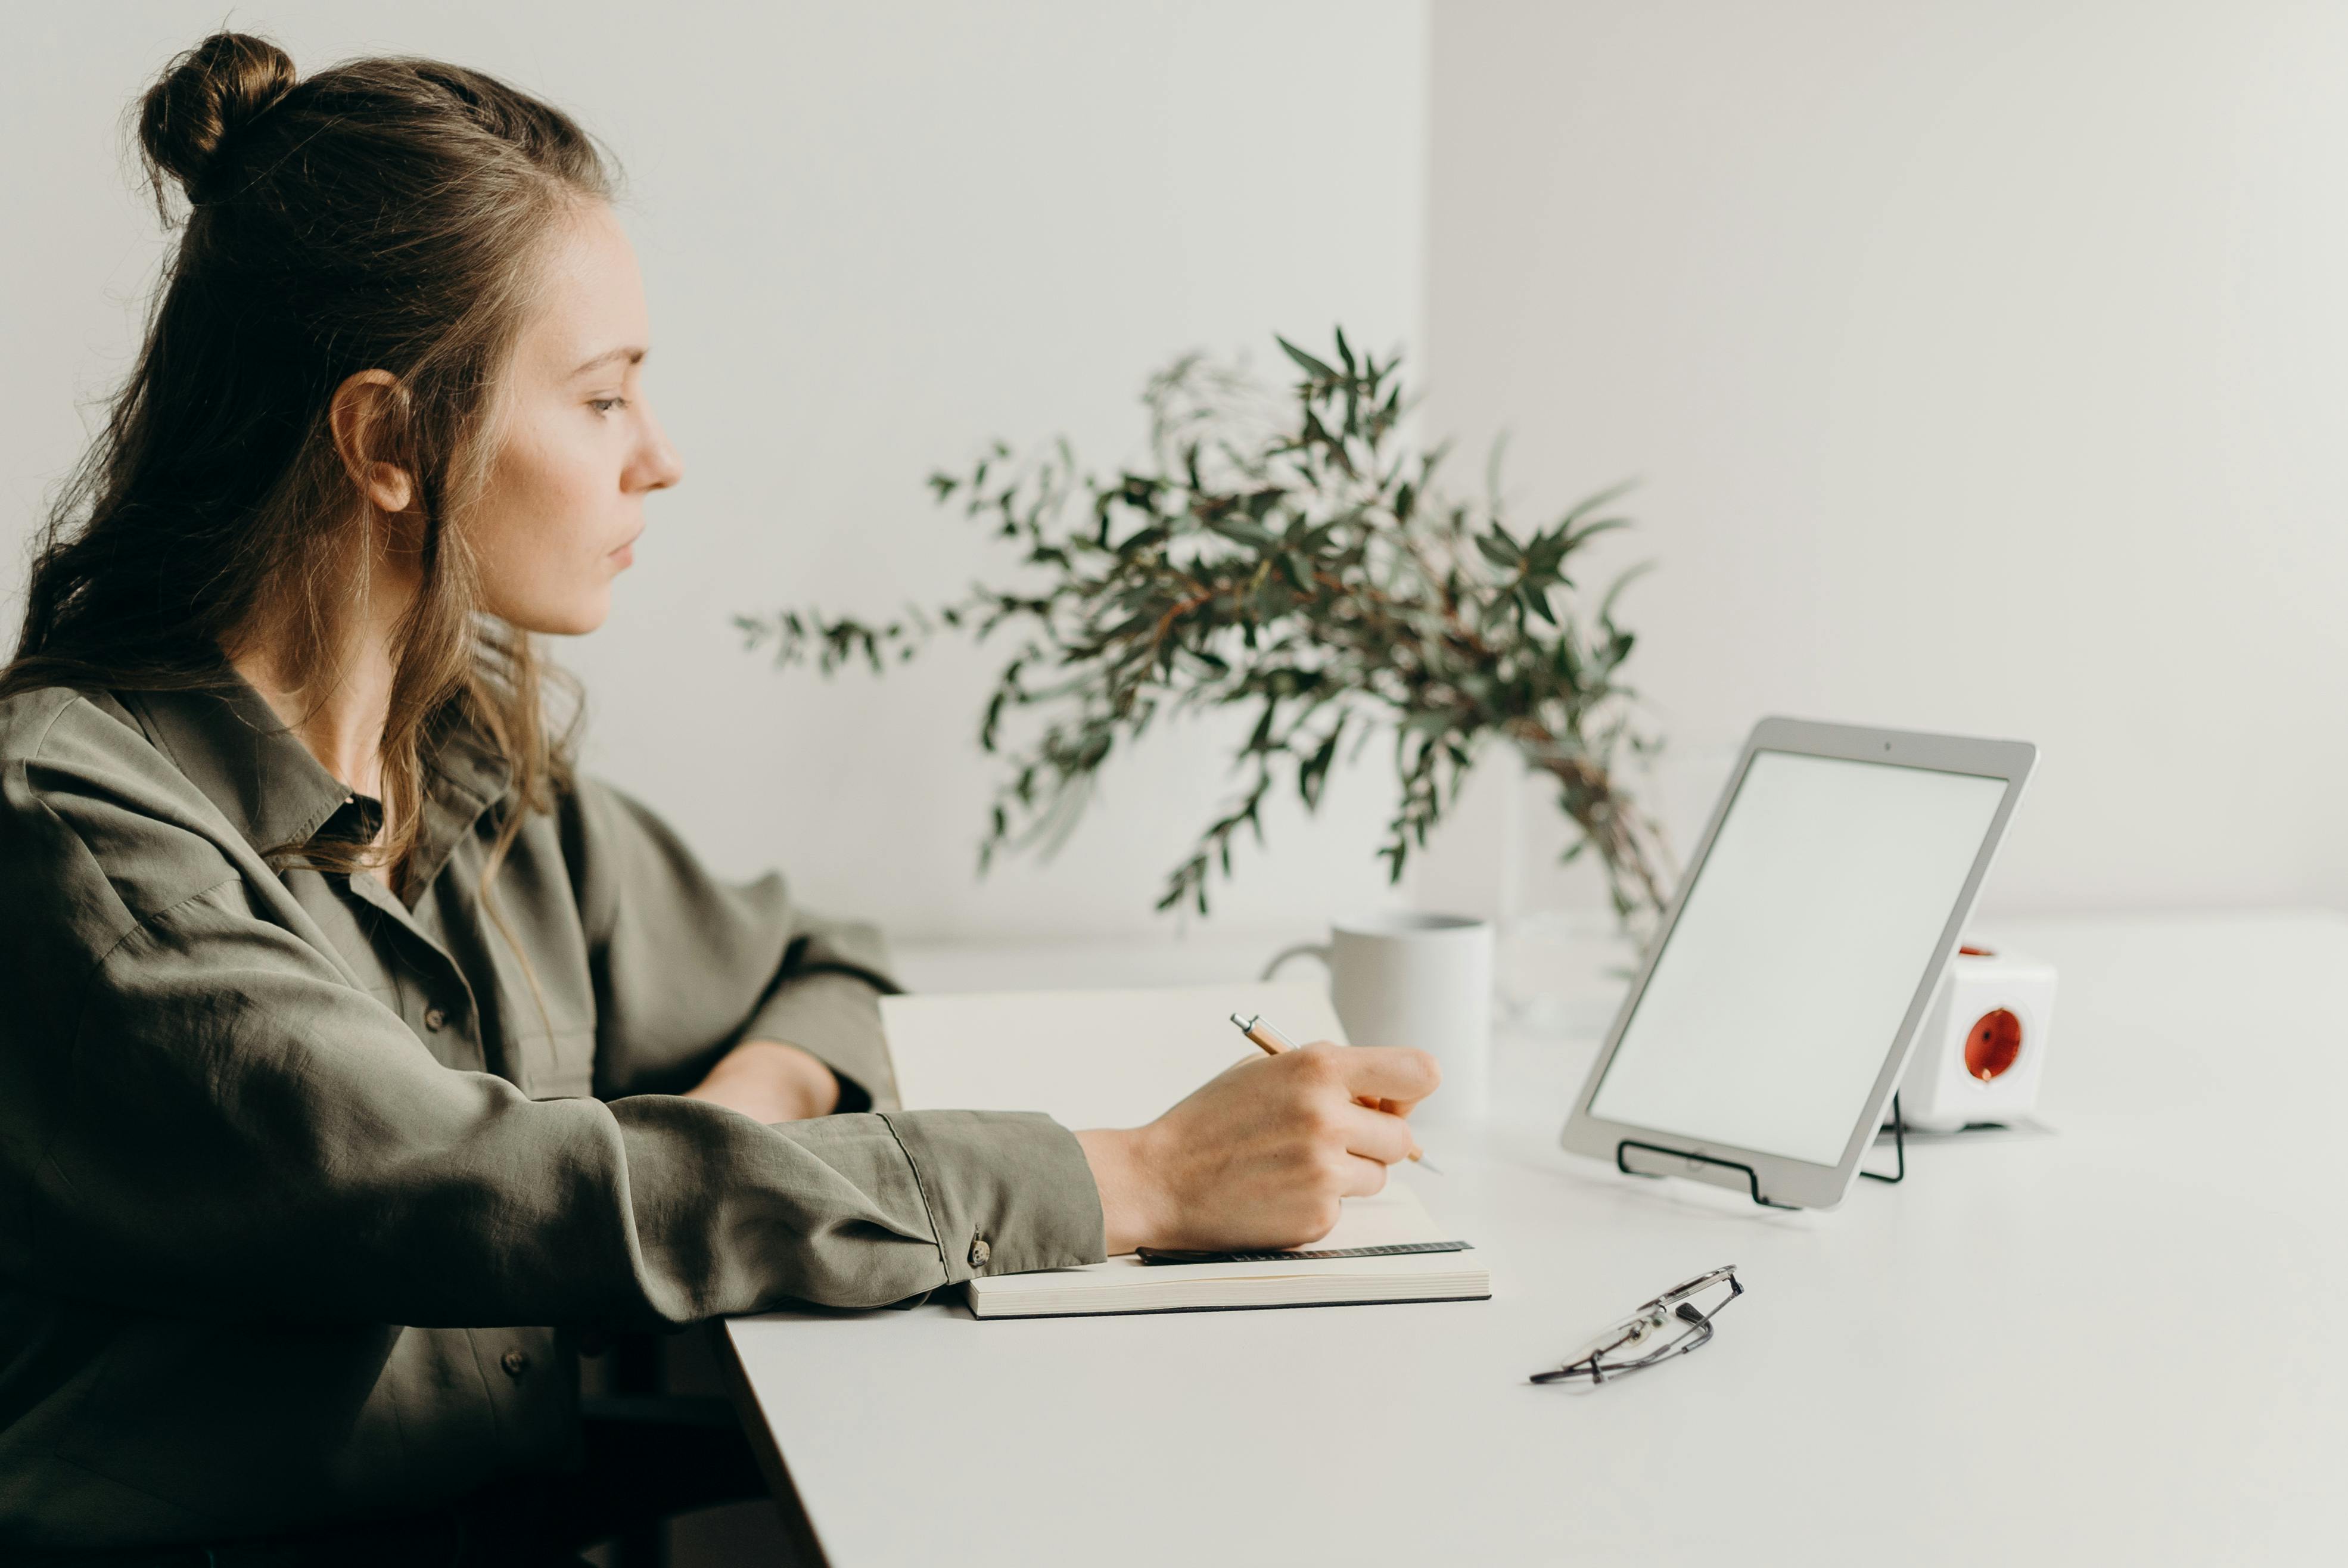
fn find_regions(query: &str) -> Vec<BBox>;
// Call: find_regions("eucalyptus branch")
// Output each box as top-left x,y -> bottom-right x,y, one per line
738,328 -> 1677,930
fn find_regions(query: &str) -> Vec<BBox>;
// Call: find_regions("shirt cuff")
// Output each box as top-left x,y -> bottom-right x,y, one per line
876,1109 -> 1107,1282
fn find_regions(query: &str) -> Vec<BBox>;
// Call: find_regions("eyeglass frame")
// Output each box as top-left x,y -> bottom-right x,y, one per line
1529,1265 -> 1743,1386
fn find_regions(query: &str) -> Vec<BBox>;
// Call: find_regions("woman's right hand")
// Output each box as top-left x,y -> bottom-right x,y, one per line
1074,1043 -> 1441,1256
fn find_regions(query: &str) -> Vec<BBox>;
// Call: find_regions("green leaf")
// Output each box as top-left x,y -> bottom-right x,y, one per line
1523,534 -> 1570,578
1205,517 -> 1282,553
1563,515 -> 1634,550
1484,430 -> 1513,513
1246,700 -> 1277,754
1557,479 -> 1638,531
1596,560 -> 1656,627
1276,335 -> 1339,382
1475,531 -> 1520,570
1297,719 -> 1344,810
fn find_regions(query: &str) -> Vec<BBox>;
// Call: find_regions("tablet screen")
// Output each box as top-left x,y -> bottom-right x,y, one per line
1586,749 -> 2010,1165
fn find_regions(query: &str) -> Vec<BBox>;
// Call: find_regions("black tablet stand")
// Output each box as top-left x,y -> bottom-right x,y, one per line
1614,1094 -> 1907,1211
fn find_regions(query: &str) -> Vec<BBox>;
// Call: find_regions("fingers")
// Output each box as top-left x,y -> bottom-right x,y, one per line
1312,1043 -> 1442,1112
1333,1099 -> 1417,1166
1277,1046 -> 1428,1161
1137,1044 -> 1423,1253
1336,1151 -> 1390,1199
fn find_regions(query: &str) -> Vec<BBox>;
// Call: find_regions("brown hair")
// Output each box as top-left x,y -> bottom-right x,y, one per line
3,31 -> 615,908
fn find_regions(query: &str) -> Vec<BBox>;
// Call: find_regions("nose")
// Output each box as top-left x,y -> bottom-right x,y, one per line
628,400 -> 685,494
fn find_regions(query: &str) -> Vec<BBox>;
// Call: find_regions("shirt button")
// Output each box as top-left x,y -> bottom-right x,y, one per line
967,1236 -> 991,1270
423,1007 -> 447,1032
500,1348 -> 529,1377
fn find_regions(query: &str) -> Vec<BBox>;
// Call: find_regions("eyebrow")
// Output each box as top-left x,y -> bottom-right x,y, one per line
568,346 -> 647,378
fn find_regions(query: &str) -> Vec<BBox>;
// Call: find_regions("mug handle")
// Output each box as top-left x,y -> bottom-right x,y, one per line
1262,942 -> 1330,981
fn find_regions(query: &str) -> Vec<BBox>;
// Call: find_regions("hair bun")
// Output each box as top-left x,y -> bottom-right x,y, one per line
139,32 -> 297,205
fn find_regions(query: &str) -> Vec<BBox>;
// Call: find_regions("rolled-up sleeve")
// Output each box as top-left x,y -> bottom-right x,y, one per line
742,916 -> 902,1113
12,870 -> 1097,1323
0,720 -> 1105,1330
559,775 -> 901,1109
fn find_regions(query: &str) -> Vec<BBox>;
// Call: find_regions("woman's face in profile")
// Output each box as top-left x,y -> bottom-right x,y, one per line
467,200 -> 682,636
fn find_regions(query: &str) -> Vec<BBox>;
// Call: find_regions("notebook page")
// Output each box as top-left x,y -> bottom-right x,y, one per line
1287,1182 -> 1448,1251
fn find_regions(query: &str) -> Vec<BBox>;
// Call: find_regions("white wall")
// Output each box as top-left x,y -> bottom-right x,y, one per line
17,2 -> 2338,944
2,1 -> 1428,944
1424,0 -> 2348,921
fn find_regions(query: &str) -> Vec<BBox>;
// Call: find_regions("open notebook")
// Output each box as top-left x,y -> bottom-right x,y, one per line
881,982 -> 1490,1319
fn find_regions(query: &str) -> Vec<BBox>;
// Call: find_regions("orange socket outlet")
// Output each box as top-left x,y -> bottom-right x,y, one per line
1964,1008 -> 2023,1081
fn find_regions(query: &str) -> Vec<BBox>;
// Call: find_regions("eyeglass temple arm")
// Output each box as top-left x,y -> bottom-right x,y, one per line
1529,1270 -> 1743,1385
1529,1320 -> 1649,1384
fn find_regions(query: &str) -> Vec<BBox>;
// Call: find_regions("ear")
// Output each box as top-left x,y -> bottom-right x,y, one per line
328,369 -> 417,514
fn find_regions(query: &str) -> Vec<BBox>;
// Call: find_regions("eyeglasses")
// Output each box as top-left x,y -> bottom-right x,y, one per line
1529,1265 -> 1743,1386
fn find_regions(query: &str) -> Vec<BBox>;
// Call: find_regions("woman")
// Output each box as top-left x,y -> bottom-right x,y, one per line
0,32 -> 1436,1565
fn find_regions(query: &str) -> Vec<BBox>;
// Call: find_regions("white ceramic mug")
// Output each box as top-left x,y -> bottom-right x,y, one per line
1264,912 -> 1494,1122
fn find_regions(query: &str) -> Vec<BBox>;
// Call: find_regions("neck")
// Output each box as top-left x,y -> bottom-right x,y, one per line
228,546 -> 419,802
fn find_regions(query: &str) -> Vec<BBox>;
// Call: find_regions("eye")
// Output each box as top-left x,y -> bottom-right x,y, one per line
589,396 -> 629,415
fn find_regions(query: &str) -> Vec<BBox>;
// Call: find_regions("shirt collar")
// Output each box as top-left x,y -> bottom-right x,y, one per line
123,664 -> 515,890
405,695 -> 515,894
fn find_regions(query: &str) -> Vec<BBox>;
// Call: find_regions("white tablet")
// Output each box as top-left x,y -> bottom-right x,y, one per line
1560,717 -> 2036,1209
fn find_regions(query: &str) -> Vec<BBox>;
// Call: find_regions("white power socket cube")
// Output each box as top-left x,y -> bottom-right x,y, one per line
1896,945 -> 2059,1133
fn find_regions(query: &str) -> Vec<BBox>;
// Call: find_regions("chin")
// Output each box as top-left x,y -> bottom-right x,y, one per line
509,594 -> 612,638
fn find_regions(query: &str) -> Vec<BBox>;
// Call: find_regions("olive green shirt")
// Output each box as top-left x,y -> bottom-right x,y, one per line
0,673 -> 1105,1552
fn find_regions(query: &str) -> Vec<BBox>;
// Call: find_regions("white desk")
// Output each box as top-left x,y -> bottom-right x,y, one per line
723,912 -> 2348,1565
